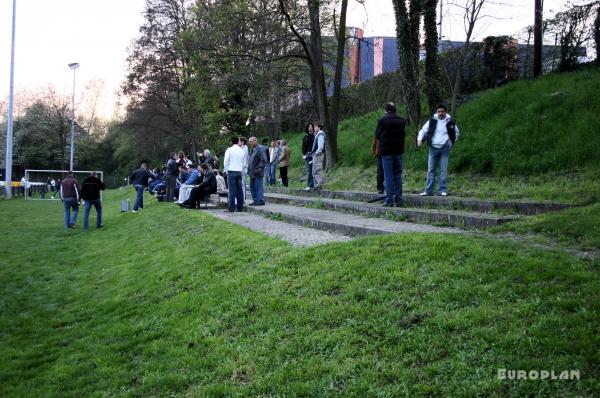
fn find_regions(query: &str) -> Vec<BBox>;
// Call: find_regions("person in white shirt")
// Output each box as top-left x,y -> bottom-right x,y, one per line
223,136 -> 247,212
417,104 -> 461,196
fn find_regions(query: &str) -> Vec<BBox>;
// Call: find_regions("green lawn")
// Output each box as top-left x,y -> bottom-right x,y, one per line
1,189 -> 599,396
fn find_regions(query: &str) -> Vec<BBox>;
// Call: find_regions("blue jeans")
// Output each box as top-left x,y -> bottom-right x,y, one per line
381,154 -> 403,206
63,198 -> 79,229
227,171 -> 244,211
83,199 -> 102,230
264,163 -> 271,186
305,157 -> 314,188
270,163 -> 278,185
425,144 -> 450,194
133,185 -> 145,211
250,177 -> 265,204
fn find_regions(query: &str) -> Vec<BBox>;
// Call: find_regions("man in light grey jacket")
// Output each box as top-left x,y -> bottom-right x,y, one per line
311,122 -> 326,191
417,104 -> 460,196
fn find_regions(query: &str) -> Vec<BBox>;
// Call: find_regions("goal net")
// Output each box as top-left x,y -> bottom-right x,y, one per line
24,169 -> 104,201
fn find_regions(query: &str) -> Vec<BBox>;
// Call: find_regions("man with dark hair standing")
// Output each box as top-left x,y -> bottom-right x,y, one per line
60,171 -> 81,229
129,163 -> 152,213
224,136 -> 247,212
247,136 -> 268,206
302,123 -> 315,191
81,171 -> 105,231
165,152 -> 178,201
375,102 -> 406,207
417,104 -> 460,196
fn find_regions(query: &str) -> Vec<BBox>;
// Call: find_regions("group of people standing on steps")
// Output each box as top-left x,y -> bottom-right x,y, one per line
374,102 -> 460,207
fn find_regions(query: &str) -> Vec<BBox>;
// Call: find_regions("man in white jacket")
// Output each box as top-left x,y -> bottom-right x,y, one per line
417,104 -> 460,196
223,136 -> 247,212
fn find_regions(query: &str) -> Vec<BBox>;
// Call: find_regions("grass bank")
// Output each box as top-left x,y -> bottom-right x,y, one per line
1,190 -> 599,396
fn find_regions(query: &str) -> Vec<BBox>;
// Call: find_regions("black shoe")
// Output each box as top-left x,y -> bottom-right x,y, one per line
96,225 -> 104,229
249,202 -> 258,206
255,202 -> 265,206
68,224 -> 76,228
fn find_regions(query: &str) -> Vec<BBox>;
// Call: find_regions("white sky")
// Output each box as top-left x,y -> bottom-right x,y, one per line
1,0 -> 569,120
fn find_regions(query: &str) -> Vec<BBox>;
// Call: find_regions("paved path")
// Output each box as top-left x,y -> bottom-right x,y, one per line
249,203 -> 463,235
206,209 -> 353,247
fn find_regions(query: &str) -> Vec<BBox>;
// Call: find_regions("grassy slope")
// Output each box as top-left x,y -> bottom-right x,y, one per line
277,70 -> 600,251
1,190 -> 599,396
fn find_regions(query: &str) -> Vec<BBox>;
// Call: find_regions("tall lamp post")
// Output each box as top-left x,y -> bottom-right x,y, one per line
4,0 -> 16,199
68,62 -> 79,171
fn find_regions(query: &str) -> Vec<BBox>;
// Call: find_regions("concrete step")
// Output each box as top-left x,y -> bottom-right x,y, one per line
246,203 -> 463,236
267,188 -> 573,215
264,193 -> 519,228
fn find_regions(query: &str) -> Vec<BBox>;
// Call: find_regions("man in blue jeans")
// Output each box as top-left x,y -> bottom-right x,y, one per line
247,136 -> 268,206
417,104 -> 460,196
81,172 -> 105,230
129,163 -> 152,213
224,136 -> 247,212
375,102 -> 407,207
302,123 -> 315,191
60,171 -> 81,229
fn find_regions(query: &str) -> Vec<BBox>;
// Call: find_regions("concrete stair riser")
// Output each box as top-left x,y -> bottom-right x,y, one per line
267,188 -> 573,215
264,194 -> 517,228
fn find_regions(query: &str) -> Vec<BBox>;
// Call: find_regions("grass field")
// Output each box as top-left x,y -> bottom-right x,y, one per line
1,189 -> 599,396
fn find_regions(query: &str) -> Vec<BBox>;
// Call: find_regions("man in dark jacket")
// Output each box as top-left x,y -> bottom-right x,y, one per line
375,102 -> 407,207
181,164 -> 217,208
60,171 -> 81,229
81,172 -> 106,230
165,152 -> 178,202
247,136 -> 268,206
130,163 -> 152,213
302,123 -> 315,191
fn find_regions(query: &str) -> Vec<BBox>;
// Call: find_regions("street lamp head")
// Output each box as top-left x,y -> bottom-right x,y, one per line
68,62 -> 79,69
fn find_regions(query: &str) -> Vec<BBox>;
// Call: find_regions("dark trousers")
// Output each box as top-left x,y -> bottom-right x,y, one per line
166,175 -> 177,201
184,187 -> 213,207
280,166 -> 288,187
377,155 -> 384,193
226,171 -> 244,211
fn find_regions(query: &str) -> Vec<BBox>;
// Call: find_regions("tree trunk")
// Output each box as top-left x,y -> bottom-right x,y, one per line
533,0 -> 543,78
392,0 -> 422,125
423,0 -> 442,114
328,0 -> 349,168
594,6 -> 600,66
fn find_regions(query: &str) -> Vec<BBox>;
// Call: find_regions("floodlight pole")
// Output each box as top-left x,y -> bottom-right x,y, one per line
68,62 -> 79,172
4,0 -> 16,199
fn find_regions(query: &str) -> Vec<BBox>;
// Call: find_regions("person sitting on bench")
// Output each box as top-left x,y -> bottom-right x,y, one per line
180,164 -> 217,209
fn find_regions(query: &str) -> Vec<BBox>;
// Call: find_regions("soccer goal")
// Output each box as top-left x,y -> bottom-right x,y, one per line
24,169 -> 104,201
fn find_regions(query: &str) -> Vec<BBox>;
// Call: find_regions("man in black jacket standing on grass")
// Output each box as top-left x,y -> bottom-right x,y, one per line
130,163 -> 152,213
375,102 -> 407,207
81,172 -> 105,231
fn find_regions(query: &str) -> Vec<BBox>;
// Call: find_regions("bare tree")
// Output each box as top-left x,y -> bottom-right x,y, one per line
447,0 -> 487,116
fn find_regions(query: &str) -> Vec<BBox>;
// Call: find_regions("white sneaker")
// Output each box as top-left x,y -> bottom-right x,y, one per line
440,192 -> 448,196
419,192 -> 431,196
304,187 -> 312,191
132,210 -> 138,213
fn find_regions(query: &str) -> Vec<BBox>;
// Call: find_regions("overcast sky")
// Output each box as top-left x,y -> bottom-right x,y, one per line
1,0 -> 568,120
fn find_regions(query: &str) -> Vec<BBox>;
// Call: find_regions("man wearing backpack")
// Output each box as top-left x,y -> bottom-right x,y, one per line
417,104 -> 461,197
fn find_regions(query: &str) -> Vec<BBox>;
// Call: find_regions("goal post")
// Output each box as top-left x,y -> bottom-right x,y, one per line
24,169 -> 104,201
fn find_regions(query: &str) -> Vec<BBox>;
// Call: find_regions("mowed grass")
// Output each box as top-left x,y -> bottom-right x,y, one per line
1,189 -> 599,396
